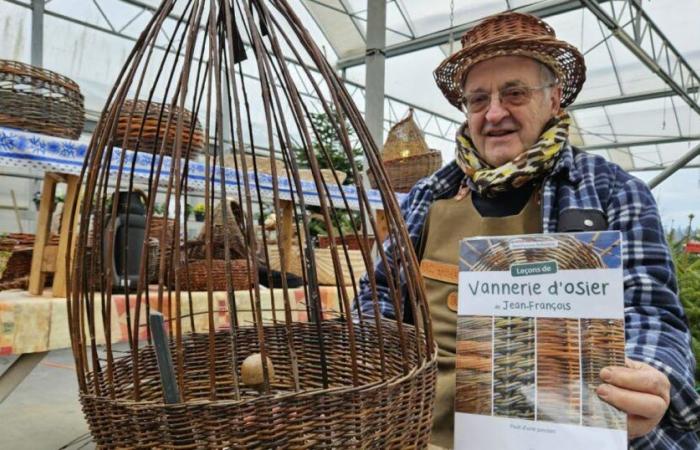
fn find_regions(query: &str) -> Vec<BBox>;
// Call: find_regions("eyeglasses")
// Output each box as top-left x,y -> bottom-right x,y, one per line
462,83 -> 556,114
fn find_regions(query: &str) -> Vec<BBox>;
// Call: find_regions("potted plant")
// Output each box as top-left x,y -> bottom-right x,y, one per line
193,203 -> 205,222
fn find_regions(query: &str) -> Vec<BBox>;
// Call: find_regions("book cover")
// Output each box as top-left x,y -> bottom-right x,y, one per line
455,231 -> 626,450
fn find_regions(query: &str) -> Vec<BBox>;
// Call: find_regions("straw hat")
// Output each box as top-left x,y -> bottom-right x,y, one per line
434,12 -> 586,110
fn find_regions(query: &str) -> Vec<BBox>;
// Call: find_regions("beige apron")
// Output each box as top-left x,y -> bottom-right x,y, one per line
420,189 -> 542,449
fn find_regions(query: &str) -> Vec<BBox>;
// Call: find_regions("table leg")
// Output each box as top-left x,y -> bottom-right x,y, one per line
52,175 -> 80,297
28,173 -> 58,295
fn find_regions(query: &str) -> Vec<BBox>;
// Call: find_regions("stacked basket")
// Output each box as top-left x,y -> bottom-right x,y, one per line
179,198 -> 254,291
114,99 -> 204,158
0,60 -> 84,139
369,108 -> 442,193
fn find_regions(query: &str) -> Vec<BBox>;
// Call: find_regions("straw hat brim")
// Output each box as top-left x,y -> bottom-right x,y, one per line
434,35 -> 586,110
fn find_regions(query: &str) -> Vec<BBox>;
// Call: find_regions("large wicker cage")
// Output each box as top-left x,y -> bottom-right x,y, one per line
67,0 -> 436,448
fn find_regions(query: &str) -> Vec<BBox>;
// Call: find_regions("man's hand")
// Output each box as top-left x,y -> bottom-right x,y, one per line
596,358 -> 671,439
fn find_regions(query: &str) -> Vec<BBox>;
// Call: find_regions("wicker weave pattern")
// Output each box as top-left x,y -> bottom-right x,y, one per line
381,109 -> 429,162
114,99 -> 204,158
471,235 -> 602,272
455,316 -> 493,414
177,259 -> 253,291
433,12 -> 586,110
80,322 -> 437,449
536,318 -> 581,424
369,151 -> 443,193
581,319 -> 626,430
493,316 -> 536,419
0,60 -> 85,139
70,1 -> 436,446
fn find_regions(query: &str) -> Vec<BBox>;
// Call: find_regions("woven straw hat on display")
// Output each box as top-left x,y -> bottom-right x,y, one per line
433,12 -> 586,110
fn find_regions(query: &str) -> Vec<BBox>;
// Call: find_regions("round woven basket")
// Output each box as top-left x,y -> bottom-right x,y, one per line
80,321 -> 437,448
0,60 -> 85,139
369,150 -> 442,193
114,99 -> 204,158
471,235 -> 603,271
177,259 -> 253,291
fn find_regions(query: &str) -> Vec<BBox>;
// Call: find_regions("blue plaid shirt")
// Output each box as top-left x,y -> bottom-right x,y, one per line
357,144 -> 700,448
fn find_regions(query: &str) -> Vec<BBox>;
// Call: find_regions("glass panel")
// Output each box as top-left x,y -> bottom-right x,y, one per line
0,2 -> 30,62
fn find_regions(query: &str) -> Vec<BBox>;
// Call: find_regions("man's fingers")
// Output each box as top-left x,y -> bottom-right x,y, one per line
600,366 -> 671,404
627,415 -> 657,439
596,383 -> 667,420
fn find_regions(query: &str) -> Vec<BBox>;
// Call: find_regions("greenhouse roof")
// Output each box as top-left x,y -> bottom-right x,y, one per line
1,0 -> 699,174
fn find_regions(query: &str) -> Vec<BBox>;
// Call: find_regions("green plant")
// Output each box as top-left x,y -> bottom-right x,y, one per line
194,203 -> 206,214
293,111 -> 364,238
667,228 -> 700,387
293,110 -> 363,186
153,202 -> 166,216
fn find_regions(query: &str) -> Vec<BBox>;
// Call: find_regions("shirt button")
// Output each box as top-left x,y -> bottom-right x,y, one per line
584,219 -> 594,227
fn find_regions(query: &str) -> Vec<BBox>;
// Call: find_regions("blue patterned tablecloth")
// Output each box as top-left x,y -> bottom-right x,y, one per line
0,127 -> 404,210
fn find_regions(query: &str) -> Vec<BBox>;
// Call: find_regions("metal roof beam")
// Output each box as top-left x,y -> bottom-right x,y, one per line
570,86 -> 700,110
648,142 -> 700,188
581,135 -> 700,151
335,0 -> 607,70
581,0 -> 700,116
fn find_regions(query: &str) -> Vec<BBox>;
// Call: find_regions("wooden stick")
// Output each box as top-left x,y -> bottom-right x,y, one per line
9,190 -> 23,233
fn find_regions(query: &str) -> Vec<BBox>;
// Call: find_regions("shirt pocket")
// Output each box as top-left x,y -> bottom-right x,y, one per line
557,208 -> 607,232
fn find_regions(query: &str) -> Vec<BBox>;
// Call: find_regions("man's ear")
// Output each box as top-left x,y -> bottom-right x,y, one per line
550,84 -> 563,114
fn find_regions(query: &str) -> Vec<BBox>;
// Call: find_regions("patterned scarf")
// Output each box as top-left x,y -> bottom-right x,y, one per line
455,111 -> 571,197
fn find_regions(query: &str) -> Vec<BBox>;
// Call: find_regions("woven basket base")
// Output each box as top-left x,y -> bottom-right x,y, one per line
80,321 -> 437,449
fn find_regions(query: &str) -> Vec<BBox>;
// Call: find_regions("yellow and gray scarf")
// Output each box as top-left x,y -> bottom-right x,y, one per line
456,111 -> 571,197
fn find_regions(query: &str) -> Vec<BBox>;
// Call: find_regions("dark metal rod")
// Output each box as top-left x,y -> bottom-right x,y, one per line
149,312 -> 181,404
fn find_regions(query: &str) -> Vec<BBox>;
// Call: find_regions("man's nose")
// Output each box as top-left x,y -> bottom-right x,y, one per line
484,95 -> 510,123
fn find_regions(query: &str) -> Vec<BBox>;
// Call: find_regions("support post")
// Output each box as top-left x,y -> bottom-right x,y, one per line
364,0 -> 387,149
31,0 -> 44,67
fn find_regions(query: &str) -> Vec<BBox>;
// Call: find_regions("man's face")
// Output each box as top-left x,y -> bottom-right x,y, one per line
463,56 -> 562,167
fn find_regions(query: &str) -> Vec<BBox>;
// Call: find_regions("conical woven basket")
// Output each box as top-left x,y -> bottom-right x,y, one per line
368,109 -> 442,193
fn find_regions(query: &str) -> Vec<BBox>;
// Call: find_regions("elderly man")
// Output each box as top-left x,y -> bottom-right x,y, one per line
357,11 -> 700,449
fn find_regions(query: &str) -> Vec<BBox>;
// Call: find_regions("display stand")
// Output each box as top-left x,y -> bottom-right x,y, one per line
28,172 -> 80,297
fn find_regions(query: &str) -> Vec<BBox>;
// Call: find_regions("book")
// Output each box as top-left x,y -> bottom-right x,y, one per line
454,231 -> 626,450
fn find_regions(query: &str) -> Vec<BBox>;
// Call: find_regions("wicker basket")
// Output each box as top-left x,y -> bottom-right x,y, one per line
0,233 -> 59,283
370,150 -> 442,193
177,258 -> 253,291
114,99 -> 204,158
80,321 -> 437,449
382,108 -> 430,162
369,109 -> 442,193
0,60 -> 85,139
